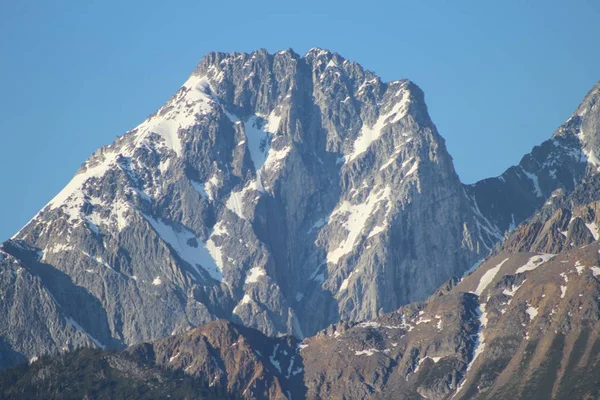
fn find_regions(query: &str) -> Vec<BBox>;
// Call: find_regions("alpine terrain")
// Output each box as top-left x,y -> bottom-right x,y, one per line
1,48 -> 600,399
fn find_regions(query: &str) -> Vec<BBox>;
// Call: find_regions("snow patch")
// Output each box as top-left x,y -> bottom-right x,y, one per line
502,281 -> 524,299
576,261 -> 586,275
308,217 -> 328,233
327,186 -> 392,264
269,344 -> 282,373
515,254 -> 555,274
190,180 -> 209,200
358,321 -> 381,329
520,168 -> 543,197
526,305 -> 538,320
136,74 -> 216,157
263,146 -> 291,172
586,222 -> 600,240
367,224 -> 386,238
225,180 -> 263,220
204,174 -> 220,201
473,258 -> 509,296
355,348 -> 379,356
169,352 -> 180,363
66,317 -> 105,349
454,303 -> 488,397
405,161 -> 419,177
233,294 -> 253,314
245,267 -> 266,284
244,116 -> 272,171
144,215 -> 223,281
339,270 -> 357,292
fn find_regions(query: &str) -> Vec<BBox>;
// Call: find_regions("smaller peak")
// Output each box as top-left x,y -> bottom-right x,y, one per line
275,48 -> 300,58
575,80 -> 600,117
252,48 -> 270,57
399,79 -> 424,95
304,47 -> 333,58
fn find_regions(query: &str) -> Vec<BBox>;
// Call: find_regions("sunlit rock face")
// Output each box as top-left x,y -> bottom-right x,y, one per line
10,48 -> 598,369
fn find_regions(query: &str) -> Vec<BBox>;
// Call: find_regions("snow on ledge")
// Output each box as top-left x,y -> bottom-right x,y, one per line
144,214 -> 223,281
347,87 -> 410,162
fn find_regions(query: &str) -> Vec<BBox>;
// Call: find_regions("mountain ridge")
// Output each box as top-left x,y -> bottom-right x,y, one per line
0,48 -> 598,379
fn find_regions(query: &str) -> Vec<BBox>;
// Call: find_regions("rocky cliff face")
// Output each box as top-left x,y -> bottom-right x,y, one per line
0,48 -> 503,367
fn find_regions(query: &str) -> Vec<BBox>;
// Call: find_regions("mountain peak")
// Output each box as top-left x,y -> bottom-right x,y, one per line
0,47 -> 505,370
303,46 -> 333,57
576,80 -> 600,117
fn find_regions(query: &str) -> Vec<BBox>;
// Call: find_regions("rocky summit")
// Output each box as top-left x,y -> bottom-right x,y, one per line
1,48 -> 600,399
0,48 -> 498,363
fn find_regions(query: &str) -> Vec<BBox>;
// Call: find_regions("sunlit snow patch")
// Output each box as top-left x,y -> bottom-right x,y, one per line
245,267 -> 266,284
133,75 -> 216,157
472,258 -> 509,296
515,254 -> 555,274
327,186 -> 392,264
144,215 -> 223,281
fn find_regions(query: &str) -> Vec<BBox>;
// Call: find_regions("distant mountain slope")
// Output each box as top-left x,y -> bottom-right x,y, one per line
467,82 -> 600,234
299,246 -> 600,399
0,347 -> 225,400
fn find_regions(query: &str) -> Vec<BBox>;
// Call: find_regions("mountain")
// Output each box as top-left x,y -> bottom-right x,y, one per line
296,84 -> 600,399
1,47 -> 599,381
0,48 -> 504,368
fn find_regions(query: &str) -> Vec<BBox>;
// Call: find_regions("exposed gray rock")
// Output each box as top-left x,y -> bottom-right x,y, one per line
0,48 -> 498,366
3,48 -> 598,370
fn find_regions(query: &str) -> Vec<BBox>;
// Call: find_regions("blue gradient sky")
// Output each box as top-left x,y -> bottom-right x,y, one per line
1,0 -> 599,241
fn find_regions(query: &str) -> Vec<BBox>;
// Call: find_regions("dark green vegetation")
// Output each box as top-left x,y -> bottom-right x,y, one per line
0,348 -> 231,400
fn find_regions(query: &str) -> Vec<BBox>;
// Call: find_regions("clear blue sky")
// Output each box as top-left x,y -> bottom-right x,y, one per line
1,0 -> 599,241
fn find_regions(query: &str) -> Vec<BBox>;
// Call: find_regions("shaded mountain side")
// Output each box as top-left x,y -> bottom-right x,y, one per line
0,320 -> 299,400
501,173 -> 600,254
0,347 -> 228,400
